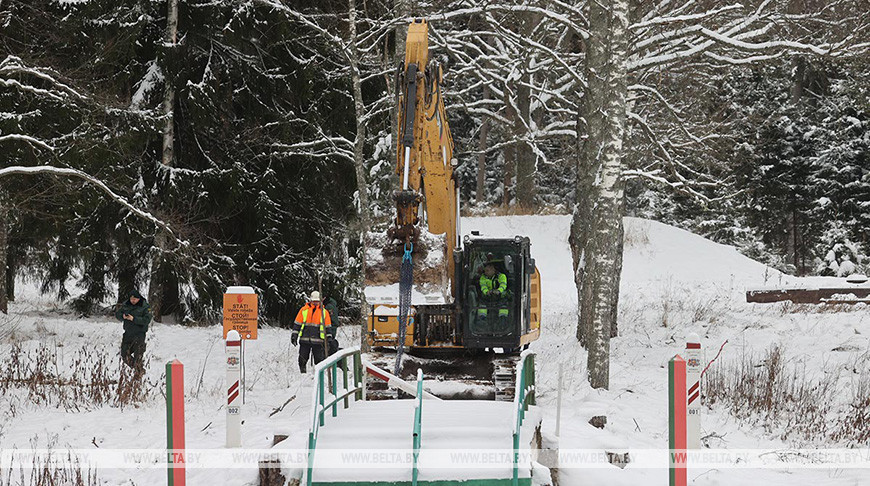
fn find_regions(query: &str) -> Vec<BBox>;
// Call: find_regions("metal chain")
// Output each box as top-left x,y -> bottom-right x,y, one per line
395,243 -> 414,376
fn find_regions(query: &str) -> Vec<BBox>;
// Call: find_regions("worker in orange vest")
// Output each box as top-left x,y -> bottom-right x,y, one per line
291,291 -> 333,372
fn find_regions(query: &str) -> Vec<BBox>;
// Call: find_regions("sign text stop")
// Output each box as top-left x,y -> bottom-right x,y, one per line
223,286 -> 258,339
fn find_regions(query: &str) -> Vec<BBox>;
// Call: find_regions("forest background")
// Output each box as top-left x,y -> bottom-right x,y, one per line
0,0 -> 867,330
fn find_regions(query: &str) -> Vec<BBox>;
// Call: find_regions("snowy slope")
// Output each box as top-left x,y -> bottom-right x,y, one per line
465,215 -> 869,486
1,215 -> 868,485
622,218 -> 777,285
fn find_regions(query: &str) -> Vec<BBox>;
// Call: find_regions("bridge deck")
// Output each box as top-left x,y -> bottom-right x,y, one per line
311,399 -> 541,486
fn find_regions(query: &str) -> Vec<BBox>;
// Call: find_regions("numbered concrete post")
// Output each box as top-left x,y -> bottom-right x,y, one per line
685,334 -> 702,449
669,355 -> 687,486
226,330 -> 242,448
555,363 -> 563,438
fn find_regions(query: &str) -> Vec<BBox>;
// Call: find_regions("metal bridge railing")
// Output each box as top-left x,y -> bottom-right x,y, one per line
305,349 -> 534,486
511,350 -> 536,486
412,368 -> 424,486
306,347 -> 364,486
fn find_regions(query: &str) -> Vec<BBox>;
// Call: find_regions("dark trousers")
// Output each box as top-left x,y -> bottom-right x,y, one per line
121,334 -> 146,370
298,341 -> 326,372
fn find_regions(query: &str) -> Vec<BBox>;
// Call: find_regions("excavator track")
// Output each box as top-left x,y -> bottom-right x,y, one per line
492,356 -> 517,402
364,350 -> 518,401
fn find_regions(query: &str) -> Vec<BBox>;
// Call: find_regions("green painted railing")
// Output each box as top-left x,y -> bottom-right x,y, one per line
306,347 -> 364,486
511,351 -> 536,486
412,369 -> 424,486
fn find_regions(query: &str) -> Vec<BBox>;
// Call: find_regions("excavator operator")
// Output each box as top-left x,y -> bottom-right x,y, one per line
477,256 -> 510,332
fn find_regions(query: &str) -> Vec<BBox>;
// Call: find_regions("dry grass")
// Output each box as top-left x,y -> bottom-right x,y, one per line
0,341 -> 154,413
705,345 -> 870,445
705,346 -> 833,442
654,280 -> 730,328
0,441 -> 99,486
689,293 -> 729,324
623,220 -> 651,249
832,378 -> 870,445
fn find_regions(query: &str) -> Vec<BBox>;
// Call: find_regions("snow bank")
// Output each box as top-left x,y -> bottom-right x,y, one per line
2,214 -> 868,486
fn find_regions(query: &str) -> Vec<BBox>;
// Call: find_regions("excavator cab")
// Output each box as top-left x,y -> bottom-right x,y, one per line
459,235 -> 541,352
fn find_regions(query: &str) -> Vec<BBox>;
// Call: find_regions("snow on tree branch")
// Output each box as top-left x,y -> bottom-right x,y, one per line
0,134 -> 55,151
0,165 -> 184,245
0,55 -> 87,101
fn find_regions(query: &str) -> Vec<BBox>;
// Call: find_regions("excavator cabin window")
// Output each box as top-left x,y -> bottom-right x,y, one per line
467,250 -> 516,337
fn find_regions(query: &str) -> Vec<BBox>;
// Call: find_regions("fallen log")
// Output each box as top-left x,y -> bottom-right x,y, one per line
746,287 -> 870,304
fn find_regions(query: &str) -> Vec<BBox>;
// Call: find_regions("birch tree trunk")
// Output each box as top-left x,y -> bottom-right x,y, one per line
161,0 -> 178,170
610,192 -> 625,339
390,0 -> 414,170
514,13 -> 540,210
394,0 -> 411,63
0,200 -> 7,314
149,0 -> 179,322
503,145 -> 514,208
570,111 -> 594,347
572,0 -> 630,390
4,253 -> 11,305
503,89 -> 516,208
515,77 -> 535,209
349,0 -> 371,351
476,85 -> 490,204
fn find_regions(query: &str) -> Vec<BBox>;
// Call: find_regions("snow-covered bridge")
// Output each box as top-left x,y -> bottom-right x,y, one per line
301,348 -> 542,486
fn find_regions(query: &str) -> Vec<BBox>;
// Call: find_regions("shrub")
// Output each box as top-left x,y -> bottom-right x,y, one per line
705,346 -> 837,443
0,342 -> 153,412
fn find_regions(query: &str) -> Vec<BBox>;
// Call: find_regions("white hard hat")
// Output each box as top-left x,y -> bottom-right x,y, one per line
309,291 -> 321,302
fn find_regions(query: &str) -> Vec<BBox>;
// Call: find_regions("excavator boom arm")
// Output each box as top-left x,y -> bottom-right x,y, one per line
392,19 -> 458,288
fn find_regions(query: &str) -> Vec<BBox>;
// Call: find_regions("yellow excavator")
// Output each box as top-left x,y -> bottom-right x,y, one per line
366,19 -> 541,400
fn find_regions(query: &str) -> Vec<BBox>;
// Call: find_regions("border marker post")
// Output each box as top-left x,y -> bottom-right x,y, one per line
669,355 -> 687,486
226,329 -> 242,447
166,359 -> 186,486
555,362 -> 563,438
686,334 -> 702,449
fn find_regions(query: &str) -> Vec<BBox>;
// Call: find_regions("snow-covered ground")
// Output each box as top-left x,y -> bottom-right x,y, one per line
1,215 -> 868,485
467,216 -> 869,486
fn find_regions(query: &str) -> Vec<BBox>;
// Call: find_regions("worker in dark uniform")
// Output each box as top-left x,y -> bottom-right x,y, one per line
291,291 -> 332,372
478,260 -> 510,332
115,289 -> 152,371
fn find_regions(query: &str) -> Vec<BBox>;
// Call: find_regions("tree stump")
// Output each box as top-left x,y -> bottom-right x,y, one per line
258,459 -> 287,486
589,415 -> 607,429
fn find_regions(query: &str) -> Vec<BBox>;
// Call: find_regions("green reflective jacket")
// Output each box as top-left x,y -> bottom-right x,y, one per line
480,273 -> 507,294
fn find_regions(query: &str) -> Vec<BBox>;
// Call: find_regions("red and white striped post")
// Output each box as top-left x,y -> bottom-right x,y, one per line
165,359 -> 186,486
669,355 -> 687,486
226,330 -> 242,448
685,334 -> 702,449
